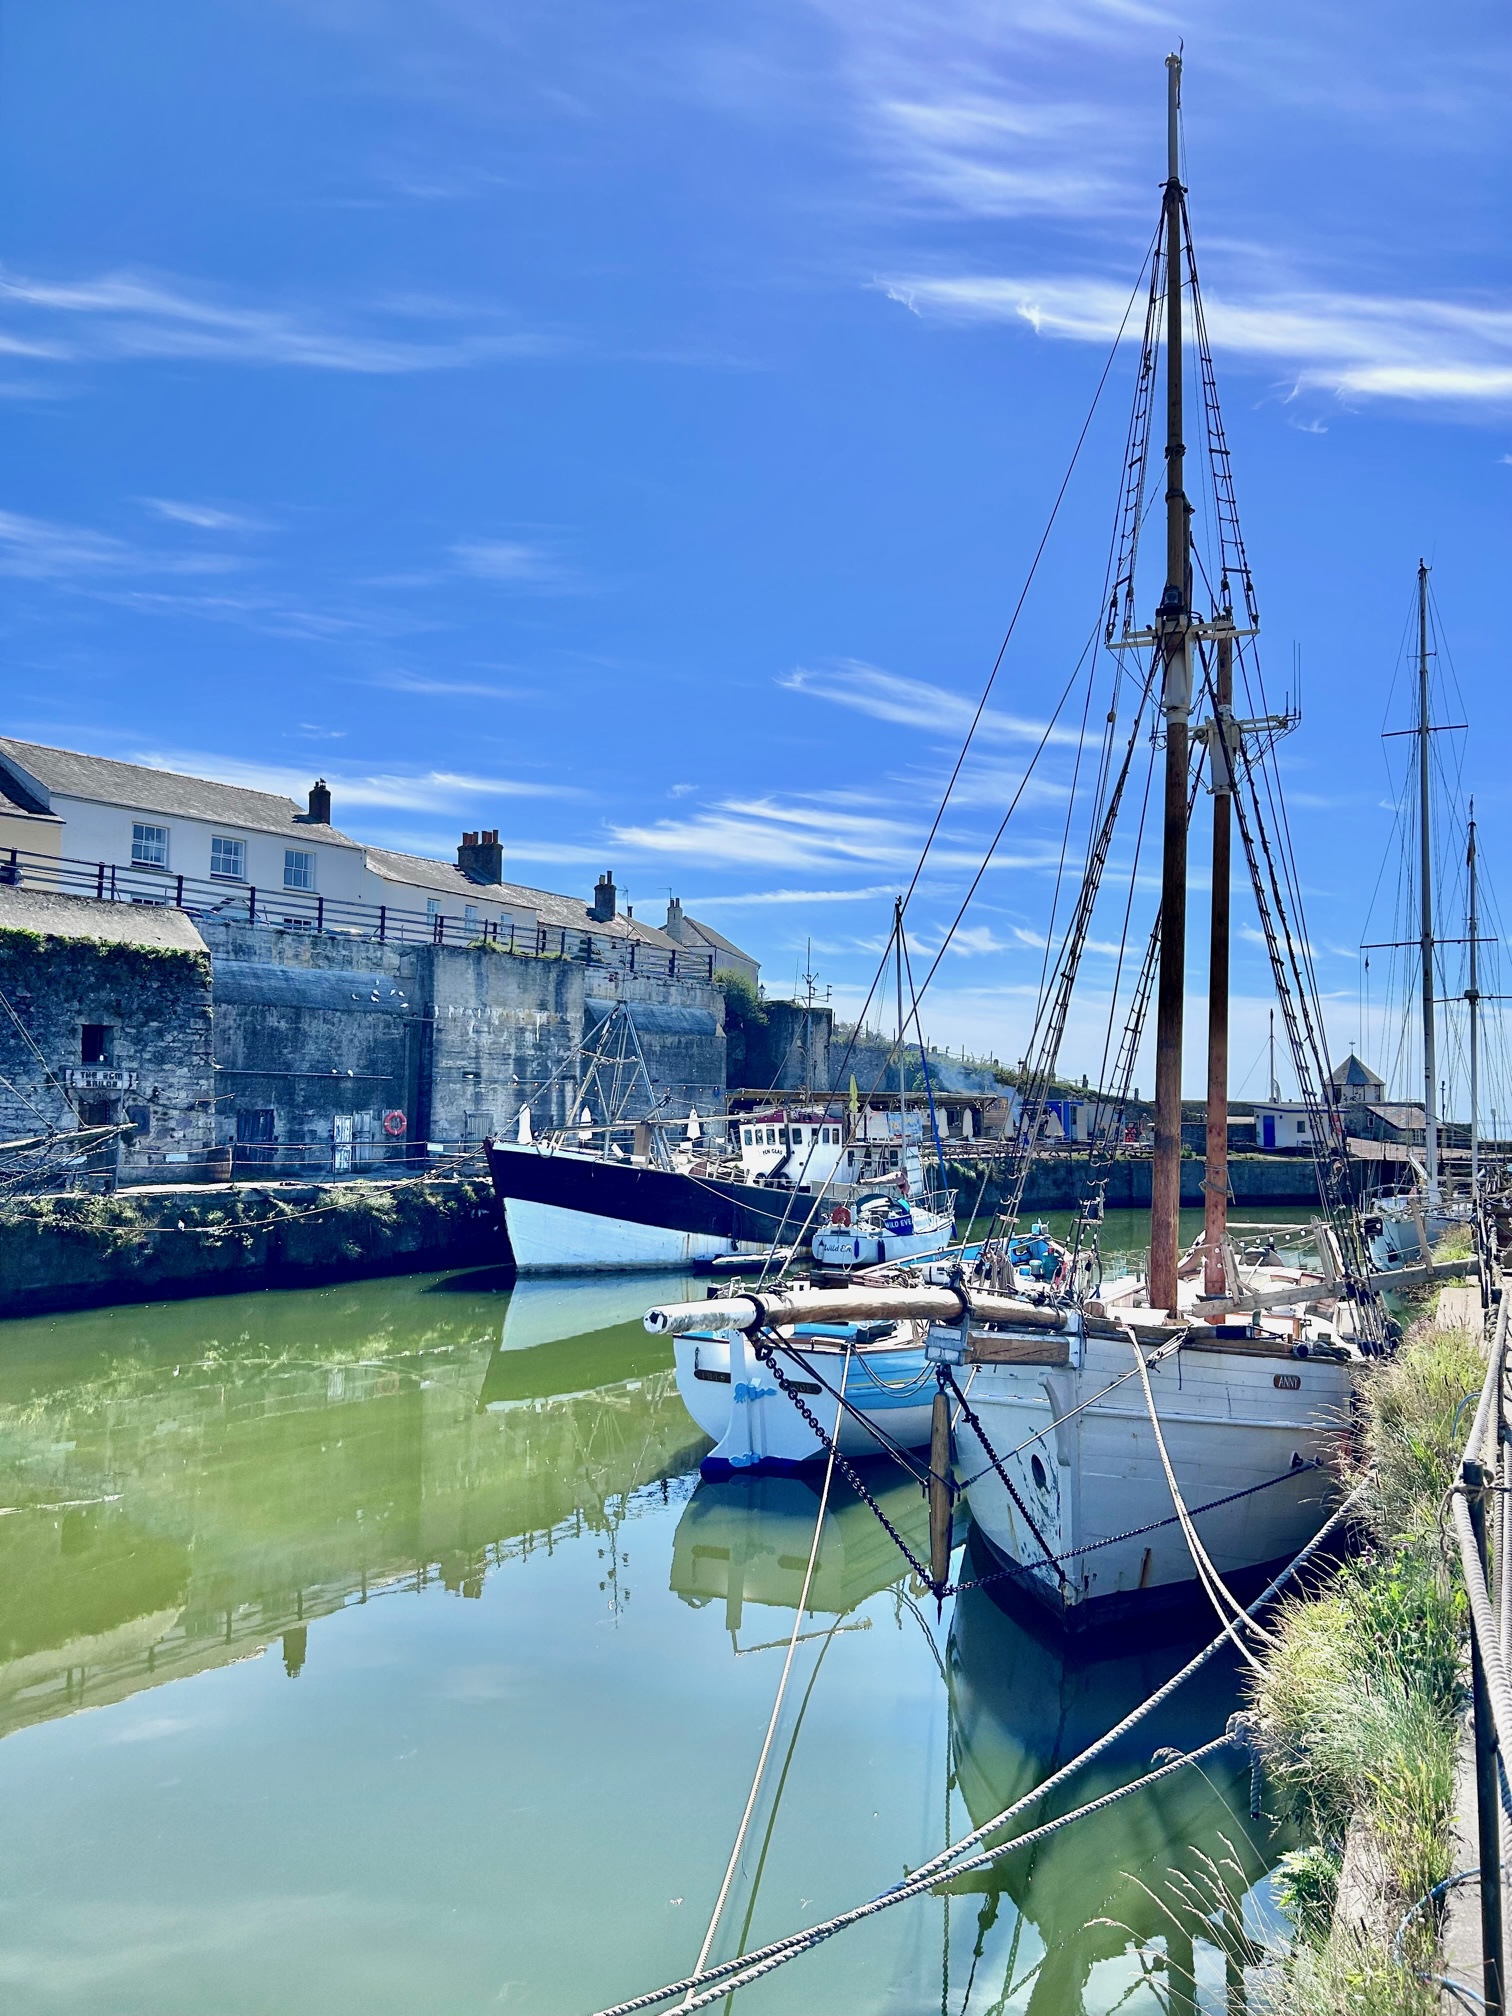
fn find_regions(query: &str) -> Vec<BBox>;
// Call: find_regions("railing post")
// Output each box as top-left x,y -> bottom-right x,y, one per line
175,873 -> 184,907
96,861 -> 105,900
379,905 -> 386,943
248,885 -> 256,924
317,896 -> 324,933
109,863 -> 117,900
1468,1450 -> 1506,2016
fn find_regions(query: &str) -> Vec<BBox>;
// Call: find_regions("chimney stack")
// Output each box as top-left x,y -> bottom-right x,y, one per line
306,779 -> 331,824
457,828 -> 503,884
665,895 -> 685,942
590,870 -> 617,923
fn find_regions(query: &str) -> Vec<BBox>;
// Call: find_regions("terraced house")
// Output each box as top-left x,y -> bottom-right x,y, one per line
0,737 -> 754,1183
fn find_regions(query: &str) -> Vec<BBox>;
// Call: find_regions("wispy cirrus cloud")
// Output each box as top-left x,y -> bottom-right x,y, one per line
371,669 -> 524,700
0,268 -> 554,375
141,498 -> 265,532
450,537 -> 570,586
689,884 -> 897,906
780,660 -> 1083,746
0,509 -> 240,579
127,747 -> 576,815
611,797 -> 919,871
882,271 -> 1512,406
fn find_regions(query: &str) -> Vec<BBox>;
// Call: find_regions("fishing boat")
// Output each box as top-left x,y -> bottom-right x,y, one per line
486,1002 -> 934,1272
645,54 -> 1397,1625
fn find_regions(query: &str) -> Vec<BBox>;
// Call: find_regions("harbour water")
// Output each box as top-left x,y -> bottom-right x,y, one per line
0,1246 -> 1303,2013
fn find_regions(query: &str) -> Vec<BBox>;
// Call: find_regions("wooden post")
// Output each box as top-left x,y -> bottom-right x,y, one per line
929,1385 -> 952,1591
1468,1454 -> 1505,2015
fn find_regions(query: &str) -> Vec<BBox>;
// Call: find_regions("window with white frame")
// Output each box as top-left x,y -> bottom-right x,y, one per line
131,822 -> 170,869
464,904 -> 479,930
283,848 -> 316,891
427,898 -> 441,922
210,835 -> 246,881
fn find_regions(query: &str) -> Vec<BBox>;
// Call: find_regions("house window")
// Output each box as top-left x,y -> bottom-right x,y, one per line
464,904 -> 479,930
427,898 -> 441,922
283,849 -> 316,891
81,1024 -> 110,1064
210,835 -> 246,881
131,822 -> 169,868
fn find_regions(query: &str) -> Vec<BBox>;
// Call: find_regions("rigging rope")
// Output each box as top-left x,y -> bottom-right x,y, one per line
587,1485 -> 1365,2016
680,1343 -> 855,2001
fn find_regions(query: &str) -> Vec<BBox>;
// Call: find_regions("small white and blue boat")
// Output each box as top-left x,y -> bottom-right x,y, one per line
673,1317 -> 935,1476
810,1189 -> 957,1271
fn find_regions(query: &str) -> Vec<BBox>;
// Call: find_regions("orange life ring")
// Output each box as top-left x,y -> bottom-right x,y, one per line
830,1205 -> 852,1227
383,1109 -> 407,1137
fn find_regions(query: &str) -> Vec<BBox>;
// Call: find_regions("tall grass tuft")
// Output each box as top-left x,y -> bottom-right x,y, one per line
1246,1315 -> 1475,2011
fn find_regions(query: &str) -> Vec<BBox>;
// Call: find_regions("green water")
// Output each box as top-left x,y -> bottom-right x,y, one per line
0,1267 -> 1292,2013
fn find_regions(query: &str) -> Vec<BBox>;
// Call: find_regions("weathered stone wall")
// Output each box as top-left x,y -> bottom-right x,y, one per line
204,924 -> 725,1162
200,919 -> 414,1171
0,895 -> 214,1182
412,943 -> 588,1146
0,1175 -> 507,1318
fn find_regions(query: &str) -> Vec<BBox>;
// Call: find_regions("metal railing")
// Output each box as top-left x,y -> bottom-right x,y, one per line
0,847 -> 713,982
1451,1276 -> 1510,2015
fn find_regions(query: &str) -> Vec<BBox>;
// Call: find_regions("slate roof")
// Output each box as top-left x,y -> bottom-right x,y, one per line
0,884 -> 209,956
364,847 -> 682,950
672,913 -> 754,963
1331,1051 -> 1385,1090
0,737 -> 362,847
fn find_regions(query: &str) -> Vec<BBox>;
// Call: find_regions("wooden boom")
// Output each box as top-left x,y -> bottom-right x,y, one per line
642,1285 -> 1067,1338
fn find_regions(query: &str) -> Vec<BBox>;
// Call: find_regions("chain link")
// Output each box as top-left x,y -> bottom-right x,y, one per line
752,1339 -> 938,1591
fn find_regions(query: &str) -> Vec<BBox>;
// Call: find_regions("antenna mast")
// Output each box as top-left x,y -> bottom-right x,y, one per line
1417,560 -> 1439,1195
1149,49 -> 1192,1315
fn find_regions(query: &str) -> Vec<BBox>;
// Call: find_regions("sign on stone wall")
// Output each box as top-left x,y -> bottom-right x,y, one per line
64,1066 -> 139,1091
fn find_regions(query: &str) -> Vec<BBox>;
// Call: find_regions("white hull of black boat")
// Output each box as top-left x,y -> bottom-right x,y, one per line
957,1326 -> 1352,1623
503,1197 -> 765,1274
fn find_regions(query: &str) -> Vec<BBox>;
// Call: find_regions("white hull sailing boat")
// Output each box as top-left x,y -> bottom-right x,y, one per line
645,55 -> 1387,1622
952,55 -> 1375,1623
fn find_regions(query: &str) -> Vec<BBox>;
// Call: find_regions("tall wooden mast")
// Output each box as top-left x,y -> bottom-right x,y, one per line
1150,51 -> 1192,1314
1202,615 -> 1234,1297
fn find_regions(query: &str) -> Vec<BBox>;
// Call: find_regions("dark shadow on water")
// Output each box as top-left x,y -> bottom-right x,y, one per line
424,1265 -> 517,1294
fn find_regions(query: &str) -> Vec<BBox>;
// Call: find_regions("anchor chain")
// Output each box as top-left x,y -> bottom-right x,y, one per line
943,1367 -> 1069,1590
752,1338 -> 940,1593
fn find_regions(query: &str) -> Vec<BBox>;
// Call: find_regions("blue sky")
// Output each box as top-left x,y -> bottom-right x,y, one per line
1,0 -> 1507,1100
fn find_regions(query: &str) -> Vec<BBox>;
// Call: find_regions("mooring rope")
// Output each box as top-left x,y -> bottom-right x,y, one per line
679,1342 -> 854,2002
1124,1329 -> 1283,1665
586,1485 -> 1364,2016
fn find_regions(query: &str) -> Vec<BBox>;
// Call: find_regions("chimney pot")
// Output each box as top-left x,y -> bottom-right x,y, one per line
457,829 -> 504,884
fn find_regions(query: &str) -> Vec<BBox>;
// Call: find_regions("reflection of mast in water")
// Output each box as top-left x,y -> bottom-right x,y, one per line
669,1466 -> 930,1643
944,1536 -> 1286,2015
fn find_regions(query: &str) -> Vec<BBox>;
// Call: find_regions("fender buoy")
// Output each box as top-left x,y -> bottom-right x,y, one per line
830,1205 -> 852,1227
383,1109 -> 407,1137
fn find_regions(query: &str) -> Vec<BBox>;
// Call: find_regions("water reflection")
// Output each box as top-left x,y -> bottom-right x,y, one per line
945,1528 -> 1286,2013
669,1467 -> 930,1636
0,1274 -> 1293,2014
0,1275 -> 706,1742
